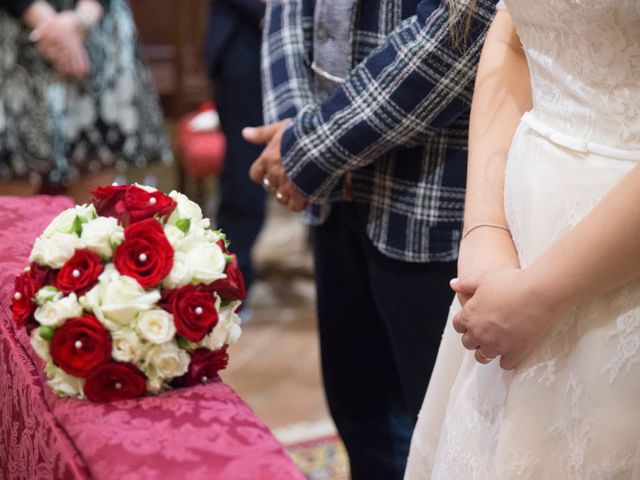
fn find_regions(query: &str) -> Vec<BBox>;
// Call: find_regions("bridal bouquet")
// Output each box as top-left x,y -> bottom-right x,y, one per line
11,184 -> 245,402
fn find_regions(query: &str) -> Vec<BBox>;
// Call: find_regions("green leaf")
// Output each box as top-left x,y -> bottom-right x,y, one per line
215,230 -> 230,249
224,254 -> 234,265
38,326 -> 55,341
176,336 -> 197,351
72,215 -> 88,236
176,218 -> 191,234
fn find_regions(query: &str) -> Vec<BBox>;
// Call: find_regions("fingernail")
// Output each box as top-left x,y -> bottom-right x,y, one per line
29,31 -> 40,42
242,127 -> 255,137
449,278 -> 459,287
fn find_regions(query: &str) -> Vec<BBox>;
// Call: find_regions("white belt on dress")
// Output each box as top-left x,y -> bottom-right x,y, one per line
521,111 -> 640,161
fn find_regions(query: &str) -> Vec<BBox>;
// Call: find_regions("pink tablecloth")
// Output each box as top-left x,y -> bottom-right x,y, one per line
0,196 -> 304,480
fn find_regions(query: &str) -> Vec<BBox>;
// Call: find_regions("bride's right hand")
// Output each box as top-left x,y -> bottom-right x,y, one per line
455,227 -> 520,305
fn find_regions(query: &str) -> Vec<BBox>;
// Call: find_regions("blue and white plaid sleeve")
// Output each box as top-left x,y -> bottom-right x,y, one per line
261,0 -> 315,124
281,0 -> 497,203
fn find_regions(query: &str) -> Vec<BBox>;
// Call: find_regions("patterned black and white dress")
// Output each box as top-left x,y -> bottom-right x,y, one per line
0,0 -> 172,187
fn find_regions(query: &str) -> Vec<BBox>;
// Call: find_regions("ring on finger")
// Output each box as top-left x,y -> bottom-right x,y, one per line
476,349 -> 495,364
276,192 -> 286,201
262,176 -> 276,193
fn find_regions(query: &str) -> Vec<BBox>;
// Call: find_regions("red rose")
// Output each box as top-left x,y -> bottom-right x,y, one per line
162,285 -> 218,342
124,187 -> 176,225
56,249 -> 104,296
84,362 -> 147,402
91,185 -> 176,226
178,347 -> 229,387
12,263 -> 55,328
113,218 -> 174,288
91,184 -> 129,220
50,314 -> 112,377
206,254 -> 246,301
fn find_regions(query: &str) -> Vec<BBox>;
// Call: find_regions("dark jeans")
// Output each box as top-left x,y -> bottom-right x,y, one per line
213,23 -> 265,290
312,203 -> 456,480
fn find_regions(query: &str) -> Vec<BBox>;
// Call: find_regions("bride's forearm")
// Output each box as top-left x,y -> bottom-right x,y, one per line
527,163 -> 640,311
464,10 -> 532,230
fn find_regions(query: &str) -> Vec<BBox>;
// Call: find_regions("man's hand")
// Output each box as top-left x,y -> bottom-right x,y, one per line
244,119 -> 308,212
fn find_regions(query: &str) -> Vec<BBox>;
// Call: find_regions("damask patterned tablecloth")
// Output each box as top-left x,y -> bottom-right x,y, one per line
0,196 -> 304,480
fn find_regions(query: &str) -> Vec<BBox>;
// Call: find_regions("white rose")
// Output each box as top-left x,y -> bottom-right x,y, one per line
81,265 -> 161,327
34,292 -> 83,328
111,327 -> 145,363
162,251 -> 193,289
163,224 -> 186,250
227,323 -> 242,345
204,229 -> 222,243
184,241 -> 226,284
201,302 -> 242,350
31,331 -> 52,362
80,217 -> 124,259
168,191 -> 203,225
146,377 -> 166,394
136,309 -> 176,344
29,232 -> 80,268
143,341 -> 189,380
200,324 -> 227,351
41,204 -> 96,238
35,286 -> 60,306
45,364 -> 85,398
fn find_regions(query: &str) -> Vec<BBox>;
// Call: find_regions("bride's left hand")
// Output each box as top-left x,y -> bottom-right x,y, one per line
450,268 -> 563,370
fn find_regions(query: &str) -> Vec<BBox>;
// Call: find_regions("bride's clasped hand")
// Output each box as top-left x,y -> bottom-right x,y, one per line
450,266 -> 563,370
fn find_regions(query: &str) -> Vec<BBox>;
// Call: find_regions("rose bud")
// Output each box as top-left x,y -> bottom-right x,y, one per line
178,347 -> 229,387
162,285 -> 218,342
206,254 -> 246,301
91,185 -> 177,226
12,264 -> 55,327
56,249 -> 104,296
91,185 -> 129,221
113,218 -> 174,289
84,362 -> 147,402
50,314 -> 112,377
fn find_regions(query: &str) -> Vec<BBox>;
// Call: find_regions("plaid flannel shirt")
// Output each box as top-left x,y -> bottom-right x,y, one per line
262,0 -> 498,262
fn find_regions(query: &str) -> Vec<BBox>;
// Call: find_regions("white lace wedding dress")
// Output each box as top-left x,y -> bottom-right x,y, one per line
405,1 -> 640,479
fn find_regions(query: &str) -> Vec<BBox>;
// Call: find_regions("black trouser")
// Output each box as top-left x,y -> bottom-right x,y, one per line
311,203 -> 456,480
213,22 -> 265,290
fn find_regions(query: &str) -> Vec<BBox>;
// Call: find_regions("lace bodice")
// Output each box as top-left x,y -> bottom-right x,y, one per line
504,0 -> 640,149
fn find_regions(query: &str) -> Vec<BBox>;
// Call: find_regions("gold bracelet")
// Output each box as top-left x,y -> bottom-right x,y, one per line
462,223 -> 511,240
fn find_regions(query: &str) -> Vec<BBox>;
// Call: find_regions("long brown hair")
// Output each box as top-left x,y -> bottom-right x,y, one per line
444,0 -> 477,48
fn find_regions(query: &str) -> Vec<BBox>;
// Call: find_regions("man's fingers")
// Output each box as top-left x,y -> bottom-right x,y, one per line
242,123 -> 280,145
249,155 -> 269,183
288,193 -> 307,212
